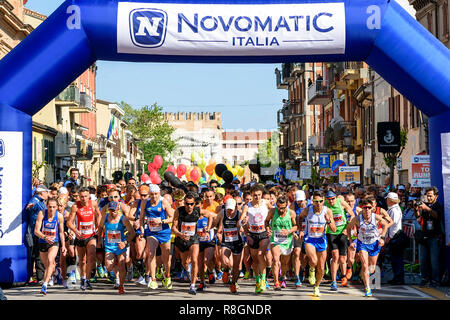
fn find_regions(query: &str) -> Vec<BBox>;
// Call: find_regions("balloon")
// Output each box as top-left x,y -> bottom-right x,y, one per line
153,155 -> 163,169
152,175 -> 162,184
185,167 -> 191,181
190,152 -> 196,163
215,164 -> 227,178
140,174 -> 150,182
150,170 -> 159,181
176,164 -> 186,178
248,161 -> 260,174
190,167 -> 200,182
164,171 -> 182,187
206,164 -> 215,176
198,160 -> 206,172
236,166 -> 245,177
199,177 -> 206,185
230,168 -> 238,177
199,150 -> 204,159
166,165 -> 176,175
148,163 -> 156,172
222,170 -> 234,184
226,163 -> 233,171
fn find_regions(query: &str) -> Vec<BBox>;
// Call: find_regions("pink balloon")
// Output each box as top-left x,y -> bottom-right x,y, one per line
166,165 -> 176,174
153,155 -> 163,169
148,163 -> 156,173
152,176 -> 162,184
140,174 -> 149,182
176,164 -> 186,178
150,170 -> 159,180
190,167 -> 200,181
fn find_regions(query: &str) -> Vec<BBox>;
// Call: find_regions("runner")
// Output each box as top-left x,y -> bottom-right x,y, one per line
289,190 -> 307,287
297,190 -> 336,297
265,194 -> 297,290
324,190 -> 355,290
34,198 -> 66,295
241,191 -> 253,280
241,184 -> 272,294
217,198 -> 246,293
57,197 -> 76,289
344,192 -> 360,281
98,201 -> 136,294
139,184 -> 174,291
346,198 -> 388,297
67,187 -> 101,291
172,192 -> 215,295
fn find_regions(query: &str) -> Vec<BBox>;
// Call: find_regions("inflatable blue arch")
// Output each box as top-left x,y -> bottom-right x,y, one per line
0,0 -> 449,284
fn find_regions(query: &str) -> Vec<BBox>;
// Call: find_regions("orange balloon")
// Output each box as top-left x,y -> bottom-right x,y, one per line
185,167 -> 191,181
206,164 -> 214,176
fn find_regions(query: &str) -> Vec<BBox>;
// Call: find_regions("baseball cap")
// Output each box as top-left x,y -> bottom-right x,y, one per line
325,190 -> 337,199
108,201 -> 118,211
397,185 -> 406,191
59,187 -> 69,195
36,185 -> 49,193
386,192 -> 399,200
215,187 -> 225,196
225,198 -> 236,210
149,184 -> 160,193
295,190 -> 306,201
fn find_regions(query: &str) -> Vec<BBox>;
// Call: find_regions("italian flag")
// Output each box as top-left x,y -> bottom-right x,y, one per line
107,116 -> 119,140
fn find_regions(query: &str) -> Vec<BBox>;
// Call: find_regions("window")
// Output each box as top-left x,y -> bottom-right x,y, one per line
403,98 -> 408,129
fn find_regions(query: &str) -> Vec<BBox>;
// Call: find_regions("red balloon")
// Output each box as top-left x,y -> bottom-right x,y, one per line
176,164 -> 186,178
150,170 -> 159,180
153,155 -> 163,169
190,167 -> 200,181
148,163 -> 156,172
140,174 -> 149,182
166,165 -> 176,174
151,175 -> 162,184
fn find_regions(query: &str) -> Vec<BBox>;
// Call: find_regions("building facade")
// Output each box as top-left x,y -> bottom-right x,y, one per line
221,131 -> 273,166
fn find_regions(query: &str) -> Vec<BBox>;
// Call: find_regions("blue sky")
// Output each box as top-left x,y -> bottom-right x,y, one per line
25,0 -> 286,130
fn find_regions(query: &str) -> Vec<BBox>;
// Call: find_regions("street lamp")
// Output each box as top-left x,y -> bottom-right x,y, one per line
125,161 -> 130,172
343,129 -> 352,165
309,143 -> 316,165
69,143 -> 77,167
100,153 -> 107,184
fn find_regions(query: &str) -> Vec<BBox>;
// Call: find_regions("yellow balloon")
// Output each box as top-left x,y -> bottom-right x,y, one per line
230,168 -> 238,177
226,163 -> 232,171
236,166 -> 245,177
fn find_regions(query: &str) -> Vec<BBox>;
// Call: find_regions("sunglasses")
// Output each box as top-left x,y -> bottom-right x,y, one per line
185,202 -> 195,206
237,202 -> 243,205
140,193 -> 149,197
313,200 -> 324,203
327,197 -> 336,201
362,206 -> 373,209
109,195 -> 119,199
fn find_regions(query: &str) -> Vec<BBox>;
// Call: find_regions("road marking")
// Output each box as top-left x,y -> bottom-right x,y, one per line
412,286 -> 450,300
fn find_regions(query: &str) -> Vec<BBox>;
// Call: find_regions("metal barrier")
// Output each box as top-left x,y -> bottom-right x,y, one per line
402,221 -> 421,282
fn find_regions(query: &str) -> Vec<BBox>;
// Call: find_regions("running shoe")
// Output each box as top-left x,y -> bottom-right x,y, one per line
89,276 -> 97,283
80,279 -> 86,291
63,280 -> 68,289
243,271 -> 250,280
216,270 -> 223,281
85,279 -> 93,290
197,282 -> 206,292
208,272 -> 216,284
274,281 -> 281,291
75,269 -> 81,281
48,278 -> 54,287
341,277 -> 348,287
222,271 -> 229,284
265,280 -> 270,290
255,281 -> 263,294
162,277 -> 173,290
365,287 -> 372,297
40,284 -> 47,295
103,266 -> 108,278
113,281 -> 120,289
156,266 -> 163,280
136,275 -> 147,286
295,278 -> 302,288
118,285 -> 125,295
299,269 -> 305,282
69,270 -> 76,284
281,279 -> 287,289
330,281 -> 338,291
345,267 -> 352,280
313,286 -> 321,297
108,271 -> 116,283
148,280 -> 158,290
97,265 -> 105,278
230,283 -> 237,294
309,268 -> 316,286
261,279 -> 267,291
189,286 -> 197,295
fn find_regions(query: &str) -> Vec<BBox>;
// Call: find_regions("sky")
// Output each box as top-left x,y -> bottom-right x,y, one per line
24,0 -> 416,130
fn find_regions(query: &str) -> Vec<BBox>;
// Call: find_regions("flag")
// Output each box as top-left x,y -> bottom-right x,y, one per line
107,117 -> 119,140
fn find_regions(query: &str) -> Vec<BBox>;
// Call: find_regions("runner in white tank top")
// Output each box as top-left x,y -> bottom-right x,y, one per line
240,184 -> 272,294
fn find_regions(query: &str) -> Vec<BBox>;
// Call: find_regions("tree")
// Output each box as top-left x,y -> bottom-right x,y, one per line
255,131 -> 281,182
119,102 -> 177,175
383,128 -> 408,188
32,160 -> 48,180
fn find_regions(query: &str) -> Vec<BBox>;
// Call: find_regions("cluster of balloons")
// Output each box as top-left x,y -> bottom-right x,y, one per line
140,155 -> 164,184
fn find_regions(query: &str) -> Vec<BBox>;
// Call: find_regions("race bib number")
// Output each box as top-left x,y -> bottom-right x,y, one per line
333,214 -> 344,227
148,218 -> 162,232
273,230 -> 289,244
181,222 -> 196,236
80,221 -> 93,235
308,224 -> 324,238
42,226 -> 56,240
107,230 -> 121,244
301,220 -> 307,232
197,227 -> 208,241
250,224 -> 265,233
224,228 -> 239,242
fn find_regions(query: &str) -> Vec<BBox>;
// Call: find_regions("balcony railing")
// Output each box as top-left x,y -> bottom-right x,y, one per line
308,79 -> 332,105
76,140 -> 94,160
80,92 -> 93,111
342,61 -> 364,80
275,68 -> 288,89
55,85 -> 80,106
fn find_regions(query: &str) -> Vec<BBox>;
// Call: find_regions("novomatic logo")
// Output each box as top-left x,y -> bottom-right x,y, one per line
130,8 -> 167,48
0,139 -> 4,158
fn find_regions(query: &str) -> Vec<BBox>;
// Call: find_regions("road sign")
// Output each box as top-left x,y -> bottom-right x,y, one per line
331,159 -> 346,175
299,161 -> 312,180
411,155 -> 431,187
396,158 -> 402,171
319,153 -> 330,168
339,166 -> 360,186
285,169 -> 298,181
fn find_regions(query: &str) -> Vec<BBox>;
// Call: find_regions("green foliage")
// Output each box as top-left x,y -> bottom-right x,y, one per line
119,101 -> 177,175
257,131 -> 280,168
383,128 -> 408,185
32,160 -> 48,179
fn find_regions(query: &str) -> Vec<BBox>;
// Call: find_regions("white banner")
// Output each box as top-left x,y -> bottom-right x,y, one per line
411,155 -> 431,188
299,161 -> 311,180
117,2 -> 346,56
441,133 -> 450,245
0,132 -> 23,246
285,169 -> 298,181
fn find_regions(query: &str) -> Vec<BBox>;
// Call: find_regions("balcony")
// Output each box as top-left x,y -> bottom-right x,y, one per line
341,61 -> 364,81
308,80 -> 332,105
76,139 -> 94,161
55,85 -> 80,107
275,68 -> 288,89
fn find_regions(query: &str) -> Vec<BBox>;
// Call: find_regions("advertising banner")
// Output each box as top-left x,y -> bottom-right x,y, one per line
299,161 -> 312,180
338,166 -> 360,186
411,155 -> 431,187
